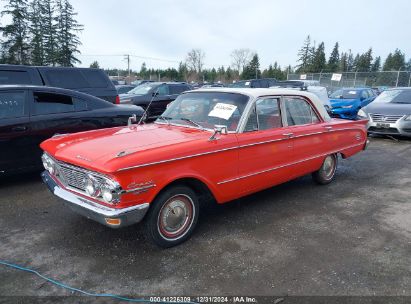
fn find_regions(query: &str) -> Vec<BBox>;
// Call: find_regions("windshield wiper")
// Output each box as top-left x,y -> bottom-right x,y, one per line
157,115 -> 173,125
180,118 -> 204,130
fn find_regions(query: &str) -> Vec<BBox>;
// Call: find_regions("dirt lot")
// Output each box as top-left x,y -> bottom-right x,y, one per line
0,136 -> 410,301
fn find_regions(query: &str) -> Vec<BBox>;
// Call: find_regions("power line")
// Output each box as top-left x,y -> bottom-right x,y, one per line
78,53 -> 180,63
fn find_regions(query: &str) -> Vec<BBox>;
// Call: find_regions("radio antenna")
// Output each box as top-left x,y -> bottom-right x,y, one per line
137,85 -> 162,125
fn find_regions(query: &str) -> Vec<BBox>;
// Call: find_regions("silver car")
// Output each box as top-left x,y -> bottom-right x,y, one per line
358,88 -> 411,137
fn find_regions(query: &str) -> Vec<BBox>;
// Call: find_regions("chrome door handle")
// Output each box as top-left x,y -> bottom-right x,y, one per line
324,126 -> 333,131
283,133 -> 294,137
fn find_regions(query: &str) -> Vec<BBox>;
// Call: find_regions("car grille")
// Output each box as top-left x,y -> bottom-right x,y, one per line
56,161 -> 105,192
369,113 -> 404,123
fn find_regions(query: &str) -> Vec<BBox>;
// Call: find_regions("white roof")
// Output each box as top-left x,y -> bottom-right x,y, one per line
193,87 -> 331,121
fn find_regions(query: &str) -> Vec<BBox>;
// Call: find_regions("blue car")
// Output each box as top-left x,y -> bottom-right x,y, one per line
329,88 -> 377,119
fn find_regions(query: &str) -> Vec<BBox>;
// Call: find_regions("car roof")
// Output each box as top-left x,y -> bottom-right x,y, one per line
188,87 -> 331,121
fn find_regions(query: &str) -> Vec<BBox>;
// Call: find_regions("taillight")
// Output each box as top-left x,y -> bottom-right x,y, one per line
115,95 -> 120,104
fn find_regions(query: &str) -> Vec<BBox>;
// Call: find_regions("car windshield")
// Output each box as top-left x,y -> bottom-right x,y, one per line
373,89 -> 411,104
127,83 -> 156,95
157,92 -> 249,132
330,89 -> 360,99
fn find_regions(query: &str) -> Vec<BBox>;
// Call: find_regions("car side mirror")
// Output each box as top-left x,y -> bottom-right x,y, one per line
209,125 -> 228,141
127,114 -> 137,126
152,92 -> 159,97
360,96 -> 365,101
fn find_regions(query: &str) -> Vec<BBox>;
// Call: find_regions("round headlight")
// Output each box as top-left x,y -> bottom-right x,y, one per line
101,188 -> 114,203
85,175 -> 100,197
42,154 -> 55,175
101,180 -> 120,204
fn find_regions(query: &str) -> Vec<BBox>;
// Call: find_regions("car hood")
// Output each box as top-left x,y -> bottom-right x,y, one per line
329,98 -> 359,107
40,123 -> 233,174
364,103 -> 411,115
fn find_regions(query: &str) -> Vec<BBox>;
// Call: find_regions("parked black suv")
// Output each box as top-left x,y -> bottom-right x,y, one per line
119,82 -> 192,118
228,78 -> 277,88
0,64 -> 118,104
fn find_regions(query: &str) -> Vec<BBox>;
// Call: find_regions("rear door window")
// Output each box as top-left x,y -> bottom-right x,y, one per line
255,98 -> 282,130
43,70 -> 88,89
32,92 -> 86,115
169,85 -> 189,95
284,97 -> 319,126
0,91 -> 27,118
156,84 -> 169,96
0,71 -> 31,85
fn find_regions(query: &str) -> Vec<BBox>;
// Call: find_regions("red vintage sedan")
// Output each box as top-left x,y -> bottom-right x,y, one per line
41,88 -> 368,247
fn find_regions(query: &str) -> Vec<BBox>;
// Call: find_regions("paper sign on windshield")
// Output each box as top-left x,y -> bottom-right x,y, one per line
208,103 -> 237,120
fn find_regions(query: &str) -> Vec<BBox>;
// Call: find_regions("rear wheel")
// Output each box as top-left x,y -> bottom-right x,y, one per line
312,154 -> 338,185
145,185 -> 199,248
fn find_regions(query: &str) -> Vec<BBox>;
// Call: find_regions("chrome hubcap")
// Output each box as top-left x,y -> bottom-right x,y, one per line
158,195 -> 193,239
322,155 -> 335,179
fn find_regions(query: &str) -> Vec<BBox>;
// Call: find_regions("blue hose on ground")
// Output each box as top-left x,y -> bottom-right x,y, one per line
0,260 -> 196,303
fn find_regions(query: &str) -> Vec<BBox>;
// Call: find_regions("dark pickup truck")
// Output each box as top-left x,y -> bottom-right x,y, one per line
0,64 -> 119,104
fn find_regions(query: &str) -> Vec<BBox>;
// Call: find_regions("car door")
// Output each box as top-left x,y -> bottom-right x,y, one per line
235,97 -> 294,194
29,90 -> 89,166
150,84 -> 171,117
359,89 -> 371,108
282,96 -> 330,178
0,89 -> 32,174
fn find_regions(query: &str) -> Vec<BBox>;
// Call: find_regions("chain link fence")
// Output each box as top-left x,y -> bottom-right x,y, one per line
287,71 -> 411,92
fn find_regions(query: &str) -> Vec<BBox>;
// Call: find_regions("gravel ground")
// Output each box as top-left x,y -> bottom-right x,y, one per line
0,136 -> 410,302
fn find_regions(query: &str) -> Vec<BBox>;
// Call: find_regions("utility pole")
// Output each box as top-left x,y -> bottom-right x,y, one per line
124,54 -> 130,76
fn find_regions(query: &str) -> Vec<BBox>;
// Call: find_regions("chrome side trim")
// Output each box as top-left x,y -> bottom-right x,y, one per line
122,183 -> 157,194
217,142 -> 365,185
117,146 -> 239,171
116,127 -> 364,172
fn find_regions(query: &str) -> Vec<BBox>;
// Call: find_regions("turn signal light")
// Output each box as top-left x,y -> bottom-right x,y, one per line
105,218 -> 121,226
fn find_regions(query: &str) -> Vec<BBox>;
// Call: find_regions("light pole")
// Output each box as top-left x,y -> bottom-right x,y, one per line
396,66 -> 405,87
353,70 -> 358,87
408,70 -> 411,87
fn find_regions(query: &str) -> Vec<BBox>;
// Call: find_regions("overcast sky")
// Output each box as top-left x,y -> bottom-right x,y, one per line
71,0 -> 411,72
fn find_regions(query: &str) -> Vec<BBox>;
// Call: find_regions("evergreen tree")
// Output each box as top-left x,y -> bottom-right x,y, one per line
352,53 -> 360,71
177,61 -> 187,81
89,60 -> 99,68
371,56 -> 381,72
327,42 -> 340,72
41,0 -> 58,65
241,53 -> 260,79
296,35 -> 312,73
140,62 -> 148,78
383,49 -> 405,70
55,0 -> 83,66
28,0 -> 44,65
311,42 -> 326,73
225,67 -> 233,81
339,52 -> 348,72
346,50 -> 354,72
355,48 -> 373,72
0,0 -> 30,64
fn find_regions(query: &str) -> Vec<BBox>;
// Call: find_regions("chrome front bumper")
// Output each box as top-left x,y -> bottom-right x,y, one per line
41,171 -> 149,228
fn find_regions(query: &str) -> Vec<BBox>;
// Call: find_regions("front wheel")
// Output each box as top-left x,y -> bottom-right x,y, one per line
312,154 -> 338,185
145,186 -> 199,248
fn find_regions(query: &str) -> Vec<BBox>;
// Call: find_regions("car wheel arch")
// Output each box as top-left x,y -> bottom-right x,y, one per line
149,176 -> 217,208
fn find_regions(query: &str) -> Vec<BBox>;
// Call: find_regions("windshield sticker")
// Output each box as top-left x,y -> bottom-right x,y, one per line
208,103 -> 237,120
